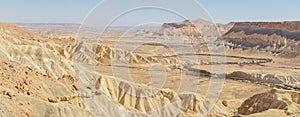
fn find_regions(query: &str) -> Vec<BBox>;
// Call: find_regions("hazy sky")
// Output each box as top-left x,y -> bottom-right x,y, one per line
1,0 -> 300,25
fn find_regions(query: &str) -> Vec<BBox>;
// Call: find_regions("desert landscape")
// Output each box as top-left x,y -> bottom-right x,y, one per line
0,17 -> 299,117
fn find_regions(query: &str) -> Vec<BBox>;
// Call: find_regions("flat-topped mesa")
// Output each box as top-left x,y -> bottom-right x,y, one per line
160,19 -> 226,38
225,21 -> 300,41
162,20 -> 195,29
161,20 -> 202,37
233,21 -> 300,31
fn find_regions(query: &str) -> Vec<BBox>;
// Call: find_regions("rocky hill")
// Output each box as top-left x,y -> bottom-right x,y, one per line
0,23 -> 91,116
161,19 -> 232,37
238,89 -> 300,116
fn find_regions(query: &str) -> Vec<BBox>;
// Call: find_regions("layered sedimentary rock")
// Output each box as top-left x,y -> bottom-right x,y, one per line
223,22 -> 300,57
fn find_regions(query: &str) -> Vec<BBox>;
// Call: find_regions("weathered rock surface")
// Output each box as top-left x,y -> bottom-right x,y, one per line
238,89 -> 300,116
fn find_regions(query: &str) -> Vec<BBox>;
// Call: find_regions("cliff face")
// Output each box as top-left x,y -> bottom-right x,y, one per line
224,22 -> 300,41
223,22 -> 300,57
231,22 -> 300,31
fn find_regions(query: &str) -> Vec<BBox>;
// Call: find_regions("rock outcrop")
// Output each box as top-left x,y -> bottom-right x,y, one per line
238,89 -> 300,116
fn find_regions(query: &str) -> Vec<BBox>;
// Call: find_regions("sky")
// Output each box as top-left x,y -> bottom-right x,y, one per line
1,0 -> 300,26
